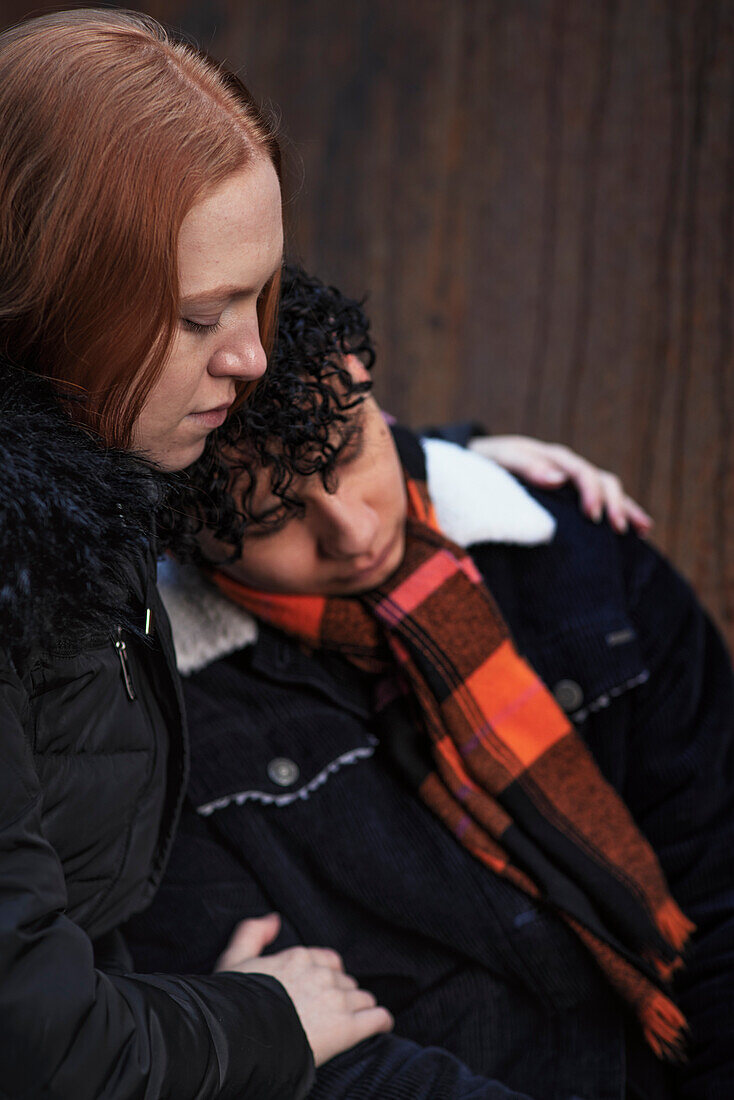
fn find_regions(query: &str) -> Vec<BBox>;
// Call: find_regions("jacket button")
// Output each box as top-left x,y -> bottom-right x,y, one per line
267,758 -> 300,787
553,679 -> 584,713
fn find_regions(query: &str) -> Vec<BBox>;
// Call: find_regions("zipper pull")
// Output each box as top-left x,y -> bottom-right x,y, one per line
115,628 -> 137,701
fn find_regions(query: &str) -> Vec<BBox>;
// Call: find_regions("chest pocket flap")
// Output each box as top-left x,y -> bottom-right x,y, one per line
183,648 -> 376,817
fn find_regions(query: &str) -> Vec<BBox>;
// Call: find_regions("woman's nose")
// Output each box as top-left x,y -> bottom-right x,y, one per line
209,323 -> 267,383
317,496 -> 379,560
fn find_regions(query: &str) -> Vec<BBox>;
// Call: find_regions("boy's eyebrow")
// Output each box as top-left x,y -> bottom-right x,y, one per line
336,407 -> 366,466
243,519 -> 287,540
241,403 -> 368,540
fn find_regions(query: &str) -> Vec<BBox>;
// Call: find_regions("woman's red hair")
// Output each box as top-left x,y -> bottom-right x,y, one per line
0,8 -> 281,447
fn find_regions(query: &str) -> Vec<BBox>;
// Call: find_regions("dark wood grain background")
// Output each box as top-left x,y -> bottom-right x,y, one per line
3,0 -> 733,650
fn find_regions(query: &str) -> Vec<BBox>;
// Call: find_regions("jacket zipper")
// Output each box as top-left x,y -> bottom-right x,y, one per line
115,627 -> 137,701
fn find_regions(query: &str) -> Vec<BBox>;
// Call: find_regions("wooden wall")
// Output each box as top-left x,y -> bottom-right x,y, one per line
3,0 -> 733,650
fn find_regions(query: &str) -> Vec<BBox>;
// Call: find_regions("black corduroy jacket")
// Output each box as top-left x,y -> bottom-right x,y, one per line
128,477 -> 734,1100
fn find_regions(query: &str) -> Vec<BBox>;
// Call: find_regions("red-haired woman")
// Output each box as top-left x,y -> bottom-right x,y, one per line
0,10 -> 392,1098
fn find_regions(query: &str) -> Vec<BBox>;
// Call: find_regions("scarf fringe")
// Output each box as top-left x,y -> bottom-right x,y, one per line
656,896 -> 696,954
641,992 -> 689,1061
652,954 -> 685,982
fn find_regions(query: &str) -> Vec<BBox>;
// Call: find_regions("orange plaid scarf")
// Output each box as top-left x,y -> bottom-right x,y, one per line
212,433 -> 694,1058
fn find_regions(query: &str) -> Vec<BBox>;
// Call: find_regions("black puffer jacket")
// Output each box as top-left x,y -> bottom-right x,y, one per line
0,364 -> 314,1099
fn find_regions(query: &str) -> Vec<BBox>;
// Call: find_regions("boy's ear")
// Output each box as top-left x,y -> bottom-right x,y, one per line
343,353 -> 371,385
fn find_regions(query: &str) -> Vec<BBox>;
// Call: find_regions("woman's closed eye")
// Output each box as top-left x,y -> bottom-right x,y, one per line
181,317 -> 223,335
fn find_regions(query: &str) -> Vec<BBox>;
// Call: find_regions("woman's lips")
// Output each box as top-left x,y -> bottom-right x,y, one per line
187,405 -> 231,429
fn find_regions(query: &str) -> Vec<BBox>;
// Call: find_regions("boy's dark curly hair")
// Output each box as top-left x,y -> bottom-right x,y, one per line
157,264 -> 375,562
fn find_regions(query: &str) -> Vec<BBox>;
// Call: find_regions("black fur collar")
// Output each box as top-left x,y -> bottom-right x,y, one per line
0,362 -> 166,655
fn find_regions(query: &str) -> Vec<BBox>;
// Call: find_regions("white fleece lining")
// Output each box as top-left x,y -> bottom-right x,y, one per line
426,438 -> 557,548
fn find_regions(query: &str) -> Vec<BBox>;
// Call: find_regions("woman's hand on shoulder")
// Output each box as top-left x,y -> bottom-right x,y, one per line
215,912 -> 393,1067
468,435 -> 653,536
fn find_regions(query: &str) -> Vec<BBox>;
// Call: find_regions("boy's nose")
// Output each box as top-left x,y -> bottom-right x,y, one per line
318,497 -> 380,560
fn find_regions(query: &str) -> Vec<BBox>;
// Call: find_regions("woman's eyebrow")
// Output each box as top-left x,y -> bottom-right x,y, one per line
179,283 -> 248,306
180,257 -> 284,307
